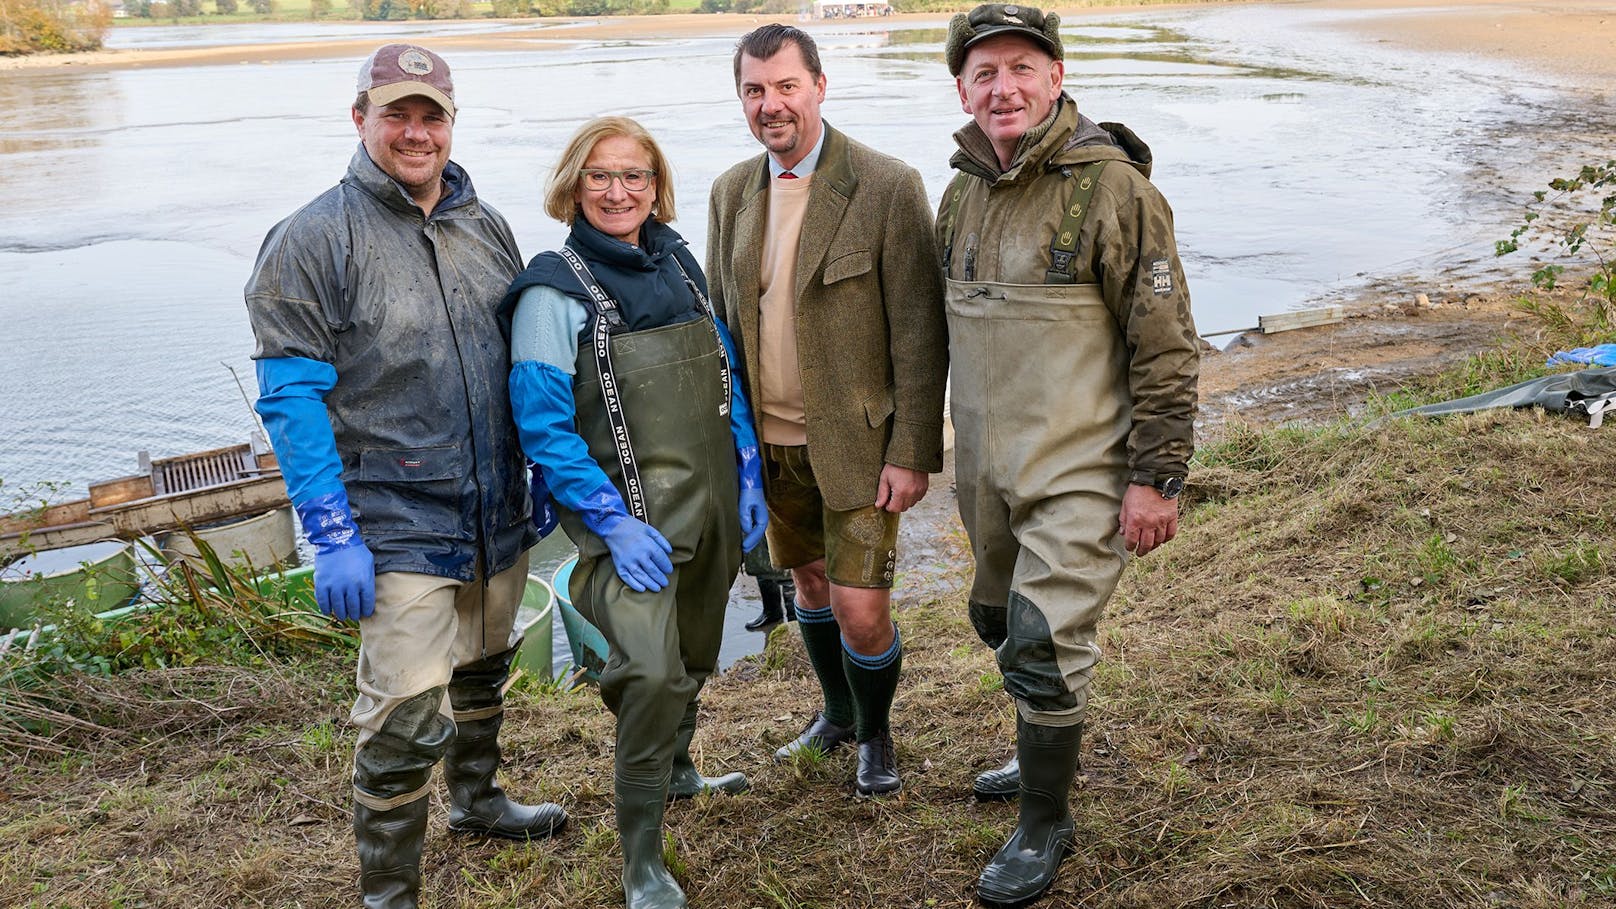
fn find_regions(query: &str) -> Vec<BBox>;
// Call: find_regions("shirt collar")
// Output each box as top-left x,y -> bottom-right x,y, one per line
767,126 -> 827,180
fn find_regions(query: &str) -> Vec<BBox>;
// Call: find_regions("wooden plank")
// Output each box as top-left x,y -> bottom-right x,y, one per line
88,474 -> 155,509
1259,306 -> 1344,334
0,500 -> 92,536
0,476 -> 289,560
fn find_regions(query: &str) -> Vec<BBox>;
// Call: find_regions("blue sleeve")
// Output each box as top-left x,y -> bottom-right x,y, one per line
713,319 -> 763,490
254,356 -> 344,505
511,285 -> 589,372
509,359 -> 629,537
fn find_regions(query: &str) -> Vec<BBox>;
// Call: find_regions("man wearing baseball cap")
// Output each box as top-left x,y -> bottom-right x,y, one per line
245,44 -> 564,909
938,5 -> 1199,905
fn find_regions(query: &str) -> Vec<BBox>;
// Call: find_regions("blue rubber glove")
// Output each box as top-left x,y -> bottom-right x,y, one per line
736,443 -> 768,552
739,487 -> 769,553
529,464 -> 559,538
295,489 -> 376,622
604,517 -> 674,593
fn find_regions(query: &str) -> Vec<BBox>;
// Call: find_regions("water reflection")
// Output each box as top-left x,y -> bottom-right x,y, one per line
0,72 -> 122,159
0,5 -> 1593,497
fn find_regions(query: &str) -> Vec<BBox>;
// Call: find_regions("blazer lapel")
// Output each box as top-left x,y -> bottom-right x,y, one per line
794,125 -> 858,306
732,157 -> 770,400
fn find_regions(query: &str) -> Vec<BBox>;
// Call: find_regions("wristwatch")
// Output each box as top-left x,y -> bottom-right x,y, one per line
1153,475 -> 1185,500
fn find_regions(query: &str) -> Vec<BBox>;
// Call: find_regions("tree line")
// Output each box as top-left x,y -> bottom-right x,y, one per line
0,0 -> 108,53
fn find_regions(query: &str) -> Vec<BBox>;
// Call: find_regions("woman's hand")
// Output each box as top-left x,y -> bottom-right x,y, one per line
739,487 -> 769,552
604,517 -> 674,592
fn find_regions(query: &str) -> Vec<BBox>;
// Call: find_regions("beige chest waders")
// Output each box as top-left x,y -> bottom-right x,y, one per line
558,250 -> 742,781
946,277 -> 1130,726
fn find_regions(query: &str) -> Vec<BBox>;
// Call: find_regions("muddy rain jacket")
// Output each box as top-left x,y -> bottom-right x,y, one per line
246,147 -> 537,581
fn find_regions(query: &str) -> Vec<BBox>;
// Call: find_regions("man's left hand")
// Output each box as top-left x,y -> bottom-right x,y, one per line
874,464 -> 929,513
1119,483 -> 1179,557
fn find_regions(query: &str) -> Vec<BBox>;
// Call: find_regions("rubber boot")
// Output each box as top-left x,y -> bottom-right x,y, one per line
353,689 -> 455,909
745,578 -> 786,633
444,649 -> 568,839
354,797 -> 429,909
617,775 -> 687,909
974,756 -> 1020,800
976,718 -> 1082,907
667,700 -> 748,800
782,581 -> 797,621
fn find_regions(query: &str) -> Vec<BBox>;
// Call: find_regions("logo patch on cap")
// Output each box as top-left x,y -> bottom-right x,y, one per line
398,49 -> 434,76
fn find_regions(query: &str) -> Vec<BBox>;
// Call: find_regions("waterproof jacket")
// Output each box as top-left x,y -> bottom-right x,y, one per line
939,97 -> 1199,485
246,147 -> 537,580
707,123 -> 949,511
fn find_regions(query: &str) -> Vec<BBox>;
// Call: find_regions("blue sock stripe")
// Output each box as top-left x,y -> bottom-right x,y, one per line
795,603 -> 836,624
842,624 -> 901,669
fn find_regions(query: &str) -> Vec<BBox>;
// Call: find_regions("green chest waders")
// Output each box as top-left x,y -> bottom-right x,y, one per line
946,277 -> 1131,727
559,271 -> 743,776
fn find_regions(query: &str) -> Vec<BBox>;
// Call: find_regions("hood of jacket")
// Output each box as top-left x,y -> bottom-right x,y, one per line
949,95 -> 1154,185
345,144 -> 483,220
501,217 -> 708,334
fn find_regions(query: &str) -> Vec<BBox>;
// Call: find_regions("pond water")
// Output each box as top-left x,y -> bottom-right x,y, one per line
0,6 -> 1587,664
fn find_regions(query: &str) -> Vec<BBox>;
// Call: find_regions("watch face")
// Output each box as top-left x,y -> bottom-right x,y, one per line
1157,476 -> 1184,499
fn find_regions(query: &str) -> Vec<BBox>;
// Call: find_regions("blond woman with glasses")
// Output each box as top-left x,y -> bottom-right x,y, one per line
501,116 -> 767,909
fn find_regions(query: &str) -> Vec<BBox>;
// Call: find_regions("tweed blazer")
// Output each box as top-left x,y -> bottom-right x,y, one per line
706,124 -> 948,511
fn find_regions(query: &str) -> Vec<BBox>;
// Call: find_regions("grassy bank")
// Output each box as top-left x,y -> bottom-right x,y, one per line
2,298 -> 1612,906
4,404 -> 1611,906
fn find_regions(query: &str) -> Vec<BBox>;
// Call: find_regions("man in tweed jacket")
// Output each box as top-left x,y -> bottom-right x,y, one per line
706,24 -> 948,797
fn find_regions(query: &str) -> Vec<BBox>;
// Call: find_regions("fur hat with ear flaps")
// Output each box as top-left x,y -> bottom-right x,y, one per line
945,3 -> 1063,76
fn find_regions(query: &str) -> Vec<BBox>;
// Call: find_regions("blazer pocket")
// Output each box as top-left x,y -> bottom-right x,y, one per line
823,249 -> 873,285
358,445 -> 465,482
863,384 -> 896,427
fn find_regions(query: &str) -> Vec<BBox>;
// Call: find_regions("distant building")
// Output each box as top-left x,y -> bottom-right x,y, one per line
813,0 -> 891,18
105,0 -> 130,17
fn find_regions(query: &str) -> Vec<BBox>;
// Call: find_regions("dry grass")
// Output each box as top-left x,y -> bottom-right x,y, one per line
2,402 -> 1612,907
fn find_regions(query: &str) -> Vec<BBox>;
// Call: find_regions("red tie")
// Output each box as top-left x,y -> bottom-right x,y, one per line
778,171 -> 798,180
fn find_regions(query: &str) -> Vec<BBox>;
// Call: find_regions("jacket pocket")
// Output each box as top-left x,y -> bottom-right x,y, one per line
863,384 -> 895,427
357,445 -> 465,482
823,249 -> 873,285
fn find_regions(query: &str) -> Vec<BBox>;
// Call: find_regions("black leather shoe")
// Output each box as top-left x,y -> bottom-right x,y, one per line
855,730 -> 901,796
773,713 -> 855,761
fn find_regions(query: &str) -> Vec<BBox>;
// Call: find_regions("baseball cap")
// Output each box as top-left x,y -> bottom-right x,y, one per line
357,44 -> 455,118
945,4 -> 1064,76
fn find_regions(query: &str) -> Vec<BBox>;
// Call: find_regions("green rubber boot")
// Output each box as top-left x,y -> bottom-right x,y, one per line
354,797 -> 429,909
444,649 -> 568,839
974,756 -> 1020,800
352,689 -> 455,909
976,718 -> 1082,907
617,776 -> 687,909
667,700 -> 748,800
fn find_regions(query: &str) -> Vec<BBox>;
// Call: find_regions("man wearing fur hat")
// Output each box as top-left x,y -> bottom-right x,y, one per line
937,4 -> 1199,904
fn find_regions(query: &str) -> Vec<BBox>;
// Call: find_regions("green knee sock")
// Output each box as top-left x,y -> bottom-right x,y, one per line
795,603 -> 856,729
842,624 -> 902,742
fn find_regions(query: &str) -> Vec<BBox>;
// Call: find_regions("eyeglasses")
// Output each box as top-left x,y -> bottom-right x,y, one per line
579,168 -> 656,192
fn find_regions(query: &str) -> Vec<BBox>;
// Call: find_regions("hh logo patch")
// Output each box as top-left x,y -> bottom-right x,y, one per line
1150,259 -> 1174,296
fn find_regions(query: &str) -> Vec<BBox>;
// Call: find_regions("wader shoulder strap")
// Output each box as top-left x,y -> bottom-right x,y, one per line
939,172 -> 970,272
668,256 -> 733,419
1046,161 -> 1108,285
557,246 -> 647,522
